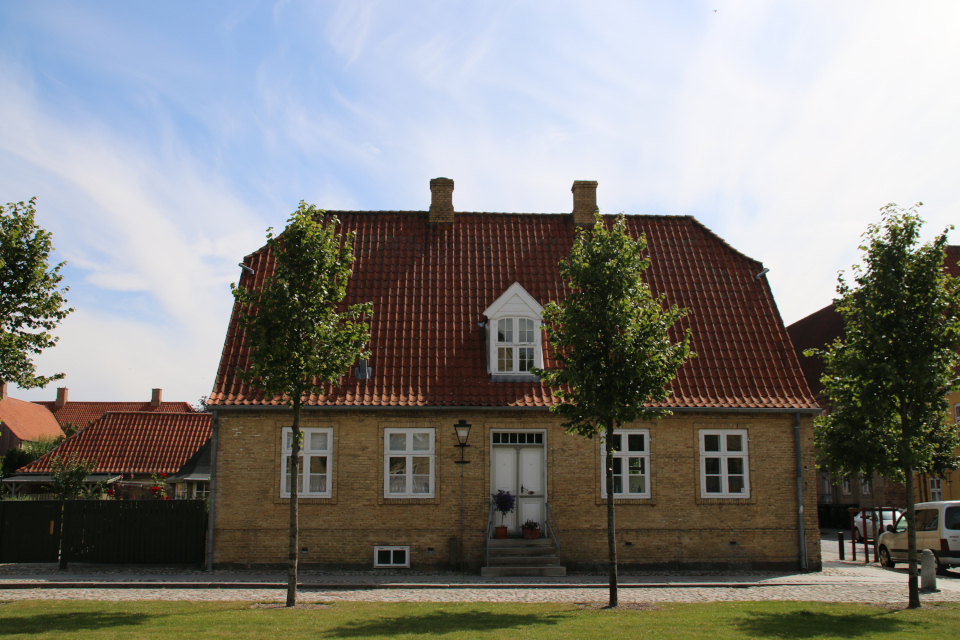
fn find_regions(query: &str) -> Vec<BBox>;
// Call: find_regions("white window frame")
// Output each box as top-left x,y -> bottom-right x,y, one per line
955,403 -> 960,424
494,317 -> 540,374
482,282 -> 544,379
374,545 -> 410,568
601,429 -> 651,499
861,478 -> 870,495
699,429 -> 750,498
930,477 -> 943,501
280,427 -> 333,498
384,428 -> 435,498
842,478 -> 852,495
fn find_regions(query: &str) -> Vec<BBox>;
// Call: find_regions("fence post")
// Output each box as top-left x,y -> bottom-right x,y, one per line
838,531 -> 845,561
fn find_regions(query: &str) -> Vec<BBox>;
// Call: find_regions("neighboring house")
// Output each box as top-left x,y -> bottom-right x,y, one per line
4,411 -> 211,497
33,387 -> 194,433
207,178 -> 822,572
786,244 -> 960,511
0,382 -> 63,453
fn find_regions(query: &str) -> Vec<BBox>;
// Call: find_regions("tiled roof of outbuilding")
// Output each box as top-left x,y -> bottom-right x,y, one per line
21,412 -> 211,475
209,211 -> 817,410
0,397 -> 62,441
33,401 -> 194,430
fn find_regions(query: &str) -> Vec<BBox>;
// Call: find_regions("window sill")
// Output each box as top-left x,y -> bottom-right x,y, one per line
277,497 -> 336,504
599,498 -> 655,505
490,374 -> 540,382
697,496 -> 755,505
382,496 -> 439,504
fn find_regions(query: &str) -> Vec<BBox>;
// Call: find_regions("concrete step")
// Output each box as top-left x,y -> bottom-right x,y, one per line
481,566 -> 567,577
488,547 -> 558,557
487,555 -> 560,567
488,538 -> 554,547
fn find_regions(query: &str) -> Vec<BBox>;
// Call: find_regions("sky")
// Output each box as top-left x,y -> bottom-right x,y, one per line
1,1 -> 958,403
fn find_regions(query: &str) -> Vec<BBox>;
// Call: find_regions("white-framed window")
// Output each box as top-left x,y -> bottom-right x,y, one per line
374,546 -> 410,568
280,427 -> 332,498
861,478 -> 870,495
483,282 -> 544,378
495,317 -> 539,373
955,403 -> 960,424
601,429 -> 651,498
930,477 -> 943,501
842,479 -> 852,495
384,428 -> 435,498
699,429 -> 750,498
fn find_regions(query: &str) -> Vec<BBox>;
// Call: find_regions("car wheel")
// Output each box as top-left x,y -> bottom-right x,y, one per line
879,545 -> 895,568
854,528 -> 863,543
935,556 -> 949,576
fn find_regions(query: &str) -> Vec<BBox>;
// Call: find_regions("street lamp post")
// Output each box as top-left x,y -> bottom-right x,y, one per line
453,419 -> 471,572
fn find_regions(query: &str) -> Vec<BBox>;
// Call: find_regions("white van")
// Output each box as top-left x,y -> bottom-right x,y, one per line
876,500 -> 960,574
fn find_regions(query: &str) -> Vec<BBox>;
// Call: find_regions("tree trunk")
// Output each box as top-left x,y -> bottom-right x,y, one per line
905,468 -> 920,609
605,425 -> 618,608
286,395 -> 301,607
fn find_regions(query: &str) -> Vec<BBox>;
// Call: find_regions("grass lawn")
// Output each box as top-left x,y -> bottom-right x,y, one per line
0,600 -> 958,639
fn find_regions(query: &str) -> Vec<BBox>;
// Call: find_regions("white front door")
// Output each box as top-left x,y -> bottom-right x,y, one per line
491,431 -> 545,533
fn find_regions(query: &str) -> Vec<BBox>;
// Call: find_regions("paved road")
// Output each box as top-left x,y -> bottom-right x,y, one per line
0,533 -> 956,605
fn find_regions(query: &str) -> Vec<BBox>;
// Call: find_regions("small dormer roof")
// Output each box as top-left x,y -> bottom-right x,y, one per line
483,282 -> 544,319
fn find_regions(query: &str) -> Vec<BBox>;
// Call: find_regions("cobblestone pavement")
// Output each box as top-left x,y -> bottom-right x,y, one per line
0,533 -> 957,605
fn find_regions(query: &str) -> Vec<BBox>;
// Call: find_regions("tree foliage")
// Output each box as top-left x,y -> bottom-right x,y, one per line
49,453 -> 98,499
811,203 -> 960,608
535,213 -> 693,607
231,202 -> 372,607
0,198 -> 73,389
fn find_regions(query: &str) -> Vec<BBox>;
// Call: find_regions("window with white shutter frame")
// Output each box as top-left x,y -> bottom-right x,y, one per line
280,427 -> 332,498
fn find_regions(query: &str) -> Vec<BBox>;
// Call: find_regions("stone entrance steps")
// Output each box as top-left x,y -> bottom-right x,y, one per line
481,537 -> 566,577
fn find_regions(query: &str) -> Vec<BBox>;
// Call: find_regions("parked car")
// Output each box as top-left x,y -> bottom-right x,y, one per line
852,508 -> 903,542
876,500 -> 960,574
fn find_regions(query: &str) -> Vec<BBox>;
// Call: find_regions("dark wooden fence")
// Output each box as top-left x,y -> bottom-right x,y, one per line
0,500 -> 206,565
0,501 -> 63,563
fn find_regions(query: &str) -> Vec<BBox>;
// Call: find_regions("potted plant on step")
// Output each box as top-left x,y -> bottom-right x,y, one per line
521,519 -> 541,540
492,490 -> 515,539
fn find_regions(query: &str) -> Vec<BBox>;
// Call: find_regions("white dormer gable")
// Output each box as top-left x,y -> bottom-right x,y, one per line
482,282 -> 544,380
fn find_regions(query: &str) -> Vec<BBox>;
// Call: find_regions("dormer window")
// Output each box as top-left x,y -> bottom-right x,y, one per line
496,318 -> 537,373
483,282 -> 544,381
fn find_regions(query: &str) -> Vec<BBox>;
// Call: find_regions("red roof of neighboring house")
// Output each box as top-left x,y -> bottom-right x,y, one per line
21,412 -> 211,475
945,245 -> 960,278
33,401 -> 194,430
210,210 -> 816,410
0,396 -> 62,442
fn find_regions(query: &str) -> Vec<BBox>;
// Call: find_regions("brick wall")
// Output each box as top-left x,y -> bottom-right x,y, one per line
212,409 -> 822,571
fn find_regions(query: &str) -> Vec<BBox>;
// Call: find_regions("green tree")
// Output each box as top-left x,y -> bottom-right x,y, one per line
0,198 -> 73,389
1,433 -> 63,478
535,214 -> 693,607
231,203 -> 372,607
812,203 -> 960,609
49,453 -> 97,499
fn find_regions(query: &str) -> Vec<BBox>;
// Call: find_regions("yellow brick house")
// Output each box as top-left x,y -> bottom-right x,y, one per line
206,179 -> 822,573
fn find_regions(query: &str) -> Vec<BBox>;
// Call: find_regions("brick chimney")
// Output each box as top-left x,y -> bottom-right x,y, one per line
571,180 -> 599,226
151,388 -> 162,407
55,387 -> 68,407
429,177 -> 454,225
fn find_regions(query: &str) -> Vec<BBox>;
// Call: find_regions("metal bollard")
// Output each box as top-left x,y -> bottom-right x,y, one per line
838,532 -> 845,561
920,550 -> 939,592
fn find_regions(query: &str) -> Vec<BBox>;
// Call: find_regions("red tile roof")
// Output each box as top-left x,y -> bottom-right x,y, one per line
945,245 -> 960,278
209,211 -> 817,410
21,412 -> 212,475
0,397 -> 62,441
32,401 -> 194,430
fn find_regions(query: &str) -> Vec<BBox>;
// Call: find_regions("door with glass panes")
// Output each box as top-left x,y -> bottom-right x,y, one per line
490,431 -> 546,533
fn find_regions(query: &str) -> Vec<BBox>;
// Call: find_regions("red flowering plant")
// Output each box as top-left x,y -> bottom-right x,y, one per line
147,472 -> 169,499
